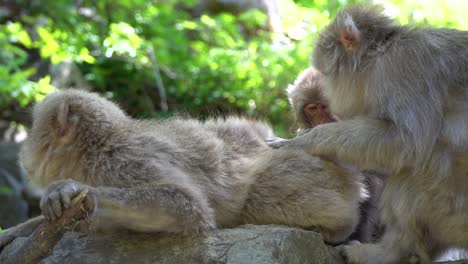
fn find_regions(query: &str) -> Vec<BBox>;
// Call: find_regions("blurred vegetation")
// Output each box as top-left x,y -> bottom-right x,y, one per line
1,0 -> 468,136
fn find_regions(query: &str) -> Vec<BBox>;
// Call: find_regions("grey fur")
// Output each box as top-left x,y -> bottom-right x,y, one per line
20,89 -> 369,243
287,68 -> 384,243
287,67 -> 328,131
276,5 -> 468,263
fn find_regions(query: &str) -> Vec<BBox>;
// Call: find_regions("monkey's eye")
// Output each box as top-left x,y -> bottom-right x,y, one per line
309,105 -> 318,111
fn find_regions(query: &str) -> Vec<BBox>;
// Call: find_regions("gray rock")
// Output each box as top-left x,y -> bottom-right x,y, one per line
39,225 -> 343,264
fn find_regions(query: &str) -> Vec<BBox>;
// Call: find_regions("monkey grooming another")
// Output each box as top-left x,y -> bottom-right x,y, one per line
287,67 -> 384,243
13,89 -> 371,246
271,5 -> 468,263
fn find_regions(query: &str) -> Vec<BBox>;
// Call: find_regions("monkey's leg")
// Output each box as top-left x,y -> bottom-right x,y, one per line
341,179 -> 432,264
341,226 -> 420,264
241,150 -> 361,244
41,179 -> 216,235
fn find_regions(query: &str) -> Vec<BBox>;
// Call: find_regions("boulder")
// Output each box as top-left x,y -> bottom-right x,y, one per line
39,225 -> 344,264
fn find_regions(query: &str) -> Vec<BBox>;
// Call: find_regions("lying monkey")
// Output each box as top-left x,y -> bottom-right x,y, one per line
7,90 -> 371,246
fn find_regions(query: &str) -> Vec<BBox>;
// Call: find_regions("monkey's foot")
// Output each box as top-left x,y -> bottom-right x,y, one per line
339,241 -> 420,264
339,241 -> 384,264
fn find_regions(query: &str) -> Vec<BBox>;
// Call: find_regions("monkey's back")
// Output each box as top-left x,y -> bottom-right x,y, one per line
130,117 -> 273,226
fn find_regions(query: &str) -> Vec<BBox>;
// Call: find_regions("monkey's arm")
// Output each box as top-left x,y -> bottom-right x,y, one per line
41,179 -> 215,235
274,118 -> 408,172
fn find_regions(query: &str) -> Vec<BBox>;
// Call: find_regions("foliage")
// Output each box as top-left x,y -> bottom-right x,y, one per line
1,0 -> 468,136
0,185 -> 12,194
0,23 -> 55,108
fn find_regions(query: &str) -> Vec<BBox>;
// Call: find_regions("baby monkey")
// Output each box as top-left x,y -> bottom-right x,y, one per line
14,89 -> 373,245
287,67 -> 384,243
287,67 -> 337,131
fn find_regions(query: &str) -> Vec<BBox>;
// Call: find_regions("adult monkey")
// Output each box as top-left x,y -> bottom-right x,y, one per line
270,5 -> 468,264
0,89 -> 375,252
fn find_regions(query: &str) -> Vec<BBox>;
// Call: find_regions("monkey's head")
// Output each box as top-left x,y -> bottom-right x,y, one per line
287,67 -> 336,128
21,90 -> 129,186
313,5 -> 398,76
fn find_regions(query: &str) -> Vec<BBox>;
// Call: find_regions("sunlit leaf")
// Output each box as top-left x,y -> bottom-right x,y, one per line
200,15 -> 216,27
37,27 -> 60,58
239,10 -> 267,29
178,20 -> 198,30
79,47 -> 96,64
6,22 -> 32,48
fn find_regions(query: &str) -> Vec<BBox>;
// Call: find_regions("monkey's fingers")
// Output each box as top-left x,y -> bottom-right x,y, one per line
336,243 -> 351,264
49,193 -> 63,220
336,241 -> 365,264
71,188 -> 89,206
266,138 -> 290,149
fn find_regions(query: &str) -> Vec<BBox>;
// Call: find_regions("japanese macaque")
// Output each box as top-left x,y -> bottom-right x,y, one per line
271,5 -> 468,263
287,67 -> 336,131
287,67 -> 384,243
8,89 -> 374,247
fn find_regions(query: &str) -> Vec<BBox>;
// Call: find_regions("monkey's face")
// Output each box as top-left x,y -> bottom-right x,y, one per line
304,103 -> 337,127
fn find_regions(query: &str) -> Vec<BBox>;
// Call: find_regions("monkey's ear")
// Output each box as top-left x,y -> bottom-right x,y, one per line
55,101 -> 79,138
339,14 -> 361,50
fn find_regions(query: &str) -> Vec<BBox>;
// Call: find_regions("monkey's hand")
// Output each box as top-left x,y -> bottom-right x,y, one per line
266,138 -> 291,149
339,240 -> 413,264
40,179 -> 96,221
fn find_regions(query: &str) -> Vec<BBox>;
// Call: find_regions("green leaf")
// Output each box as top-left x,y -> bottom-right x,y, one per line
6,22 -> 32,48
0,186 -> 12,194
79,48 -> 96,64
200,15 -> 216,27
37,27 -> 60,58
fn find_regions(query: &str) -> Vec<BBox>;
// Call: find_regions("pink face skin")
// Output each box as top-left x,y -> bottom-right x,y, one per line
304,102 -> 337,127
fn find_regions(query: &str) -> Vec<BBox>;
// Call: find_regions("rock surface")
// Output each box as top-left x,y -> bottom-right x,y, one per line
39,225 -> 343,264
